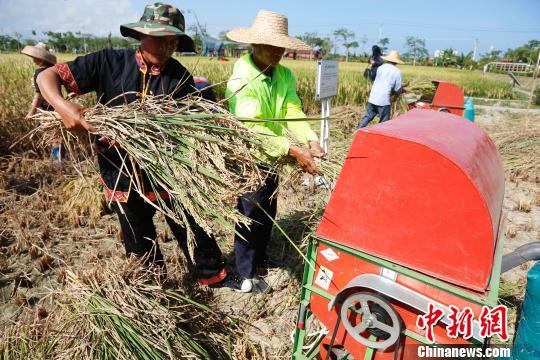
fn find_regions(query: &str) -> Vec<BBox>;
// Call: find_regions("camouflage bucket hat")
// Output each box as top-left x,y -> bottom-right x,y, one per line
120,2 -> 195,53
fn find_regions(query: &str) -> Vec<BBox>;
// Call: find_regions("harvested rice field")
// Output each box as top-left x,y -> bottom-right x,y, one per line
0,53 -> 538,358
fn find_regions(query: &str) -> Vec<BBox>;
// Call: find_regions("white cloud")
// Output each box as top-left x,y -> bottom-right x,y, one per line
0,0 -> 139,37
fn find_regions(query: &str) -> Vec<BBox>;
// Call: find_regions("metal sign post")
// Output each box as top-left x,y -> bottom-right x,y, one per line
316,60 -> 339,153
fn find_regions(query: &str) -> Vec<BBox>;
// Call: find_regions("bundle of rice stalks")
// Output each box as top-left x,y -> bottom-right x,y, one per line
29,95 -> 264,240
0,259 -> 254,360
391,93 -> 409,118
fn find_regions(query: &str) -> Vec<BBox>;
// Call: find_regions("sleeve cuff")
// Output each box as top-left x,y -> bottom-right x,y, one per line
55,63 -> 81,95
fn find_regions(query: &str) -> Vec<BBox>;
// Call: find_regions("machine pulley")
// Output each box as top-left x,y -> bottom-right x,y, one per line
340,292 -> 402,350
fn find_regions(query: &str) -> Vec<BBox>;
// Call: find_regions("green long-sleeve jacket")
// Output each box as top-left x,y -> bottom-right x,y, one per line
226,54 -> 318,162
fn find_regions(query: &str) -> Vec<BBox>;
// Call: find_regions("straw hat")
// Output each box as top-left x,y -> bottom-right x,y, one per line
120,2 -> 195,52
381,50 -> 404,64
21,42 -> 57,65
227,10 -> 311,51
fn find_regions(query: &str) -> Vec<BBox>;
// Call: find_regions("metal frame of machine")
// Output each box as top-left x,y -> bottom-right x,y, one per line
292,233 -> 504,359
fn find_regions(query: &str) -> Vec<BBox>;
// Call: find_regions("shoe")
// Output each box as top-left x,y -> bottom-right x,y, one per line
209,273 -> 242,291
235,276 -> 271,294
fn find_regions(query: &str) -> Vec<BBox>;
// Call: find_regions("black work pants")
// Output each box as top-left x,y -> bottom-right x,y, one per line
113,192 -> 226,283
234,173 -> 278,279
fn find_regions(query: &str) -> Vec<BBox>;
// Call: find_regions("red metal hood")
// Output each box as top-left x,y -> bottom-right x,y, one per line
316,109 -> 505,291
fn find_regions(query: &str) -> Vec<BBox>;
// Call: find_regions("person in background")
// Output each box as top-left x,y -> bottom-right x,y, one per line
358,50 -> 405,128
22,43 -> 65,162
37,2 -> 232,288
23,42 -> 56,117
226,10 -> 325,293
368,45 -> 383,82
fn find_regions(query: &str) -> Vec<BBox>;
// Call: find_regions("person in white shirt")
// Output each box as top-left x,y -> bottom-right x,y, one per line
359,50 -> 405,128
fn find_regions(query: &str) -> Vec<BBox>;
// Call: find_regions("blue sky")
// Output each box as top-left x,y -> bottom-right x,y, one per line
1,0 -> 539,56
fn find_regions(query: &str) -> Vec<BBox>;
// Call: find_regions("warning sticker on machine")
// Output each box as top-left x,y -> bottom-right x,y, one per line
320,248 -> 339,262
315,266 -> 334,290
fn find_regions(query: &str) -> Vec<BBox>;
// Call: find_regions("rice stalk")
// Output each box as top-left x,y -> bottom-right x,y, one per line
0,259 -> 258,360
61,173 -> 105,226
28,94 -> 266,245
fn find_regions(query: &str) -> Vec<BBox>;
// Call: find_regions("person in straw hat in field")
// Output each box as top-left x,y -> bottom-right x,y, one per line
225,10 -> 325,293
22,42 -> 57,118
22,43 -> 65,162
37,2 -> 233,288
358,50 -> 405,128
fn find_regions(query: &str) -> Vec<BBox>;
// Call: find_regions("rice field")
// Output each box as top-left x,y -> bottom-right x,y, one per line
0,53 -> 521,120
178,56 -> 523,109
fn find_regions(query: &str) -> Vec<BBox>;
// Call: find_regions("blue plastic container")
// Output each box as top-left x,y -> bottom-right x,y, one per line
512,262 -> 540,359
463,97 -> 475,122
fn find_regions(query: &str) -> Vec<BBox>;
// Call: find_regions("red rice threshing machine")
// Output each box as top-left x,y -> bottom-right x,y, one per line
407,81 -> 465,116
293,109 -> 505,359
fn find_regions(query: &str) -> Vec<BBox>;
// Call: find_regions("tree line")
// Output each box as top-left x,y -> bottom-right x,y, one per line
0,31 -> 137,53
1,29 -> 537,70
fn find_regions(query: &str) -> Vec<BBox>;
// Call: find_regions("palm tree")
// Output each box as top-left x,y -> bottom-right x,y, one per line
333,27 -> 356,62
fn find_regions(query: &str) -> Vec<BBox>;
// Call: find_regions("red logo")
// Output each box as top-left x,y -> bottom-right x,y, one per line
479,305 -> 509,341
416,304 -> 508,343
446,305 -> 474,339
416,303 -> 445,343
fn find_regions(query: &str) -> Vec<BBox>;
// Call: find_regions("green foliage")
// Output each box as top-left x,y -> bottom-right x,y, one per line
0,35 -> 22,51
505,40 -> 540,64
333,28 -> 357,62
378,37 -> 390,52
434,48 -> 459,67
296,32 -> 333,55
458,51 -> 478,70
535,86 -> 540,106
187,24 -> 209,53
404,36 -> 428,66
44,31 -> 137,53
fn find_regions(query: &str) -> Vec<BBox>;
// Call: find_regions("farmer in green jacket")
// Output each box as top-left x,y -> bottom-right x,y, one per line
225,10 -> 325,293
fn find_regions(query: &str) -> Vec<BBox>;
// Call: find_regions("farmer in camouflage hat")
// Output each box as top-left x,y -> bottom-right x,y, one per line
37,3 -> 233,288
120,2 -> 195,53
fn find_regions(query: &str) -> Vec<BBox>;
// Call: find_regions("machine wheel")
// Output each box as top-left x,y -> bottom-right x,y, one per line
438,108 -> 450,113
339,292 -> 402,350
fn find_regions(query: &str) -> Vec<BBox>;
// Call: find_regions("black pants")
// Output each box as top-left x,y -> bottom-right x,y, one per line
234,173 -> 278,279
113,192 -> 226,283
